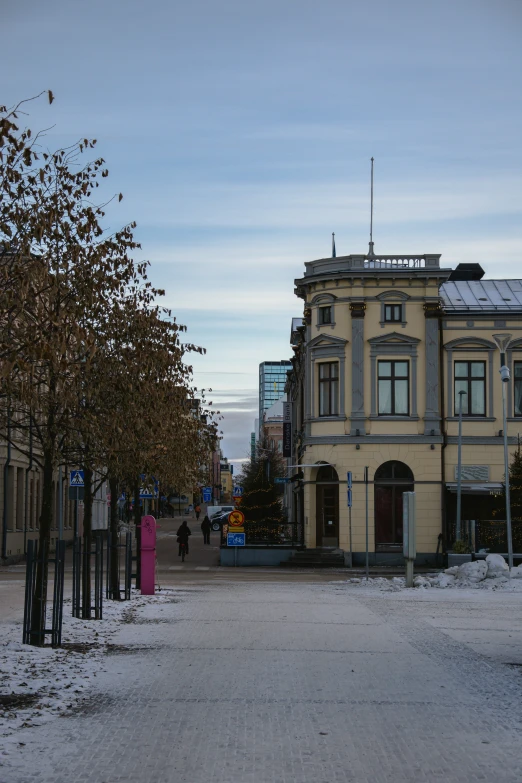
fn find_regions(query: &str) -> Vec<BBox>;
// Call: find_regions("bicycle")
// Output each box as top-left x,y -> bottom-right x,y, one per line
179,541 -> 188,562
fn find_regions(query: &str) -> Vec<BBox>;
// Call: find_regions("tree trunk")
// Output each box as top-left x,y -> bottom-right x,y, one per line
30,448 -> 53,645
134,478 -> 141,589
109,475 -> 120,599
82,466 -> 93,619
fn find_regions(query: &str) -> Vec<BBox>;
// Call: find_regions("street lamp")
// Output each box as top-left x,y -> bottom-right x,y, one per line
492,333 -> 513,570
456,389 -> 466,544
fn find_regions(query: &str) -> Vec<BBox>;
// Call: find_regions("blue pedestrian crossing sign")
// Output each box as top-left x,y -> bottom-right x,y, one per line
233,486 -> 243,497
202,487 -> 213,503
70,470 -> 84,487
227,532 -> 245,546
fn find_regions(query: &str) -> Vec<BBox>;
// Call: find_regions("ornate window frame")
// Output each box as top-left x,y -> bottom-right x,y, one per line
376,291 -> 409,329
369,332 -> 420,420
307,333 -> 347,421
443,337 -> 496,421
311,293 -> 336,331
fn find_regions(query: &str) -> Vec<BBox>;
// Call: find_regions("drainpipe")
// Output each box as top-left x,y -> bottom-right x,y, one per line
439,315 -> 447,550
24,417 -> 34,555
2,411 -> 12,560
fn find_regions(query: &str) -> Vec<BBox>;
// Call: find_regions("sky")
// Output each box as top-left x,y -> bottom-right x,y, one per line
3,0 -> 522,462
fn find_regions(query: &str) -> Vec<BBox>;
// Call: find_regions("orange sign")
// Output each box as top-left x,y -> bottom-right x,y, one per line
228,510 -> 245,527
233,496 -> 242,506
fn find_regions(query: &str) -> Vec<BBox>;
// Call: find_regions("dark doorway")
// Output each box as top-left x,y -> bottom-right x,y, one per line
315,465 -> 339,547
374,461 -> 414,551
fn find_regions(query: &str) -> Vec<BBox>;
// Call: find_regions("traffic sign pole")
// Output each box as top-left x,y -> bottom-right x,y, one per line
347,472 -> 353,568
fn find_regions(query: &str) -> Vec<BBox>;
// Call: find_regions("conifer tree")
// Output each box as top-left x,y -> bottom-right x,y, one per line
238,435 -> 286,525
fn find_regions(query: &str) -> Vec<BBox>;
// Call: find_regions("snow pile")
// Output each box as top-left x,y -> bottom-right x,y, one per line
0,589 -> 179,741
413,554 -> 522,590
330,555 -> 522,592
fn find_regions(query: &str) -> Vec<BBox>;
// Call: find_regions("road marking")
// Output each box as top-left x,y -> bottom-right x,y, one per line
195,567 -> 210,571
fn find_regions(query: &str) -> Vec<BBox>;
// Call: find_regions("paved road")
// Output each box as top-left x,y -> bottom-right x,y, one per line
4,579 -> 522,783
156,515 -> 221,573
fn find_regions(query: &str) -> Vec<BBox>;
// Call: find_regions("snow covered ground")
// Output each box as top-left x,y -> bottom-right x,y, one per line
1,572 -> 522,782
0,589 -> 179,753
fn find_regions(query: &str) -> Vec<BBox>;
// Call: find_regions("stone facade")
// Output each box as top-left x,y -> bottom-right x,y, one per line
286,253 -> 522,564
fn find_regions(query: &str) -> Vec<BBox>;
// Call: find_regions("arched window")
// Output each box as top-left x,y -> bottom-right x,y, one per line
316,464 -> 339,482
375,461 -> 414,482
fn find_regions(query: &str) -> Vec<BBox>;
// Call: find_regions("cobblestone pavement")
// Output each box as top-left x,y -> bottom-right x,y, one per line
4,581 -> 522,783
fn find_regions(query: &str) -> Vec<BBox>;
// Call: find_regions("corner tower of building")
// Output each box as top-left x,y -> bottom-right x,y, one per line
294,252 -> 453,439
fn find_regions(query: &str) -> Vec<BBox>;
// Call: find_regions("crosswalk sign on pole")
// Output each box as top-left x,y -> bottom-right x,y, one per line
70,470 -> 84,487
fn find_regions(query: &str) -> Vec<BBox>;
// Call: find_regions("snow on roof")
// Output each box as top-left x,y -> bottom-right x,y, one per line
440,279 -> 522,312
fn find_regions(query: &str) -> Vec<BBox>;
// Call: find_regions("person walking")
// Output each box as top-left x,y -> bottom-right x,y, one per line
195,504 -> 201,521
177,520 -> 192,556
201,515 -> 211,545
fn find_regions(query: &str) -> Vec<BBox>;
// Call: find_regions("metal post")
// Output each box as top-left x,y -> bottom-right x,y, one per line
456,390 -> 466,543
348,506 -> 353,569
493,334 -> 514,570
23,539 -> 35,645
58,464 -> 63,540
501,381 -> 513,569
364,467 -> 369,580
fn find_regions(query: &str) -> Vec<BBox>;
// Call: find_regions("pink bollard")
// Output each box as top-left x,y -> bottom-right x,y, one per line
140,515 -> 157,595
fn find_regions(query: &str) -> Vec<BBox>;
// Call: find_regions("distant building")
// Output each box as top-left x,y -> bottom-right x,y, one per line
263,398 -> 284,452
259,361 -> 292,426
220,457 -> 233,500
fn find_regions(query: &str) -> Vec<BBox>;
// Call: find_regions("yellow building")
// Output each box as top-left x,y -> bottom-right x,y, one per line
286,252 -> 522,565
220,458 -> 233,501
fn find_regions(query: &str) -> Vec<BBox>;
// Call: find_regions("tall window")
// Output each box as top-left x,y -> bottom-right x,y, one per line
454,361 -> 486,416
378,361 -> 409,415
384,304 -> 402,322
319,306 -> 332,325
515,361 -> 522,417
319,362 -> 339,416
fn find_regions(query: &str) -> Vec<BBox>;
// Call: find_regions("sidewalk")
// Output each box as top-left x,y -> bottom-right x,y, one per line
2,577 -> 522,782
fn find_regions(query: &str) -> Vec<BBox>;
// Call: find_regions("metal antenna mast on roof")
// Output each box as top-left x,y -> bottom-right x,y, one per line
368,157 -> 375,256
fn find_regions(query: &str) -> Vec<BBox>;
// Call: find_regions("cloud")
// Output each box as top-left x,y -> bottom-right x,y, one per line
125,173 -> 522,232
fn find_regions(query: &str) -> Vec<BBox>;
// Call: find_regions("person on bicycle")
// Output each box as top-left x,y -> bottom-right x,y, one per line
177,520 -> 192,557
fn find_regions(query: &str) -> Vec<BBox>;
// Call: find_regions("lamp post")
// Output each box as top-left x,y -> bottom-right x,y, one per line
492,333 -> 513,570
456,390 -> 466,544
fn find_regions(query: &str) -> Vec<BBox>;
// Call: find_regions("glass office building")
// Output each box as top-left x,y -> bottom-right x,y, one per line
259,361 -> 292,426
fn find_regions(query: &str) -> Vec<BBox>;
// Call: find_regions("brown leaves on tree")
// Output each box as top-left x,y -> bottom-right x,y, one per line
0,93 -> 218,635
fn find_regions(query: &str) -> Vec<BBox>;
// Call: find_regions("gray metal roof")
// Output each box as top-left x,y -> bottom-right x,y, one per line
440,279 -> 522,312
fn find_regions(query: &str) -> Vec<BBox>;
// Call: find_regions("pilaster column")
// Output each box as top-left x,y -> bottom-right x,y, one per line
423,304 -> 441,435
350,302 -> 366,435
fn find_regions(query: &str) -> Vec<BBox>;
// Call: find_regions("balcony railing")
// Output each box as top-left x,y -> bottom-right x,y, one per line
302,253 -> 442,278
365,256 -> 426,269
